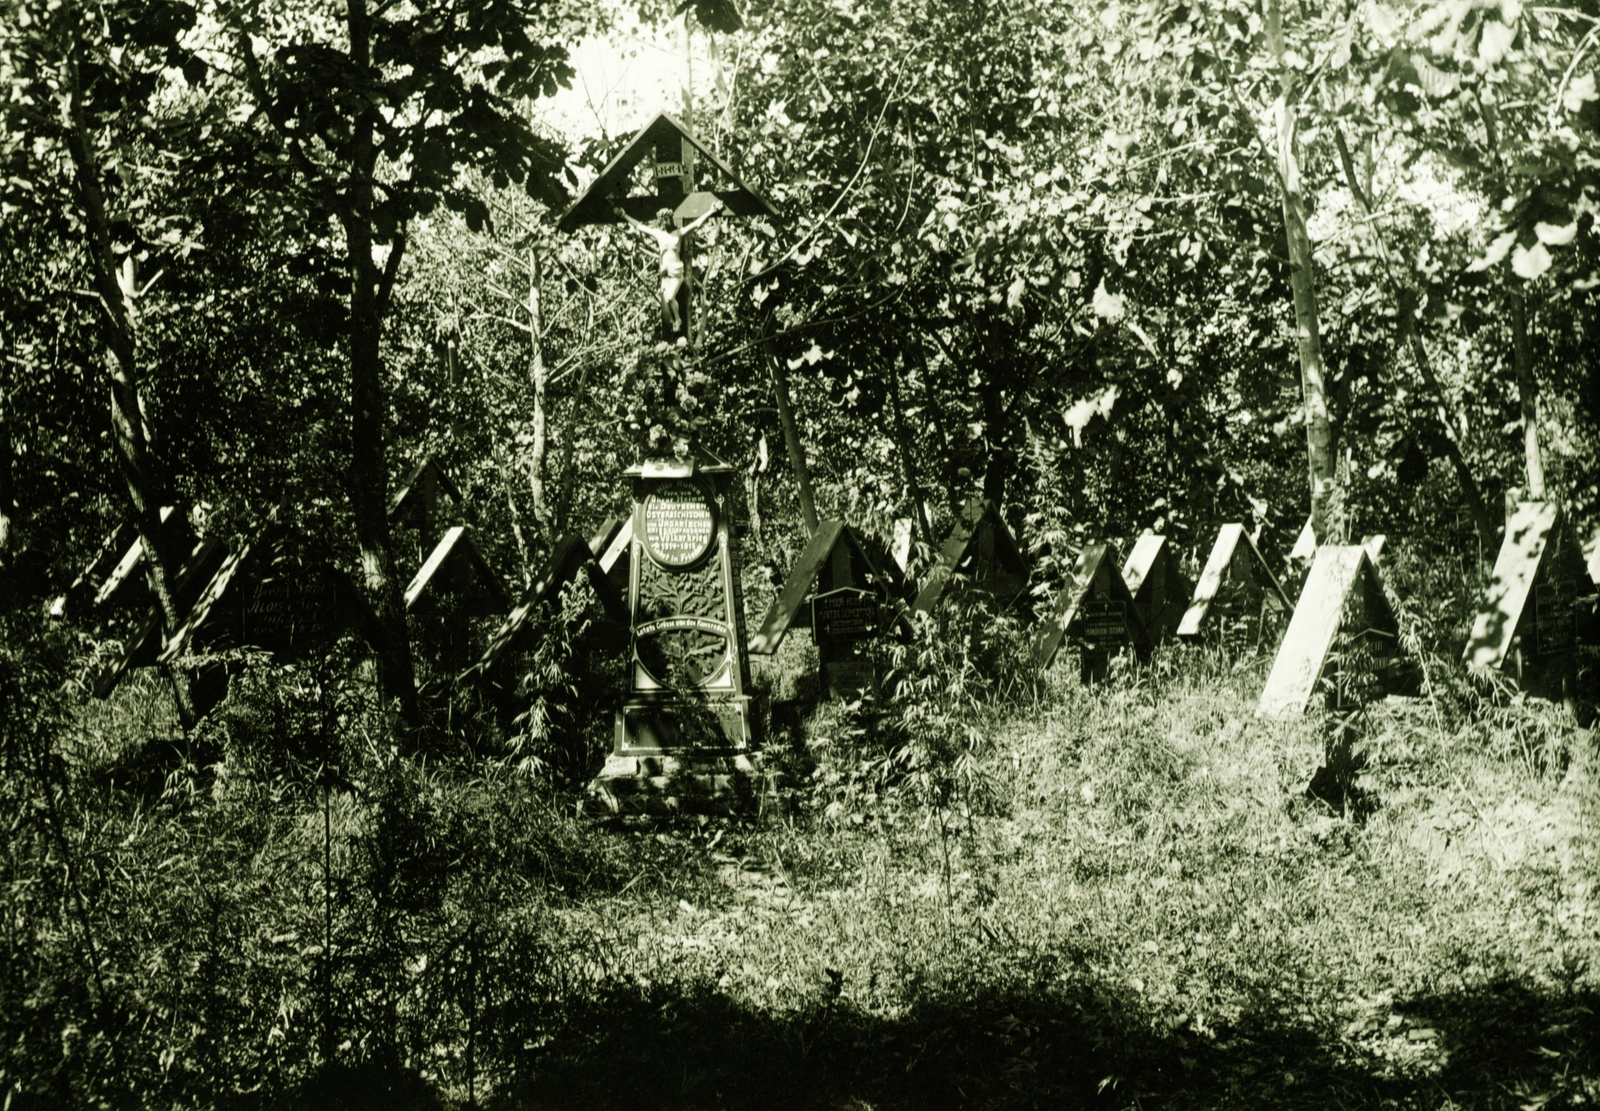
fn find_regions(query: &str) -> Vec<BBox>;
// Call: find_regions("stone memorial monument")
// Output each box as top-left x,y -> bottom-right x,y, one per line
587,451 -> 766,812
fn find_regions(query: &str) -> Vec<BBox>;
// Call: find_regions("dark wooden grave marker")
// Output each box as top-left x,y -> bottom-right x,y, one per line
53,506 -> 192,620
1176,523 -> 1292,644
471,520 -> 632,675
404,526 -> 512,617
95,515 -> 381,718
1257,545 -> 1398,719
912,500 -> 1029,615
92,535 -> 229,698
751,520 -> 911,698
390,456 -> 461,532
155,522 -> 382,668
1032,541 -> 1144,682
1464,501 -> 1592,701
1121,533 -> 1191,648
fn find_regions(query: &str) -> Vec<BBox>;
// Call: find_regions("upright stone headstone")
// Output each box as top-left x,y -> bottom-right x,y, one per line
1121,533 -> 1191,649
1464,501 -> 1592,702
1176,524 -> 1292,646
1032,541 -> 1143,682
750,521 -> 910,698
913,500 -> 1029,615
1257,545 -> 1398,719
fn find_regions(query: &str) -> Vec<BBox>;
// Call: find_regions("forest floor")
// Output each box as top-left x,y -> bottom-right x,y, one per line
501,653 -> 1600,1111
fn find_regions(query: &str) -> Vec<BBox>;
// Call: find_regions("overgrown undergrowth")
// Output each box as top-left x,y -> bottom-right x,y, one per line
4,614 -> 1598,1110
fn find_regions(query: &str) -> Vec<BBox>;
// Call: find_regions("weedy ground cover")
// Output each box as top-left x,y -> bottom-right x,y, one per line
5,604 -> 1597,1111
510,646 -> 1600,1111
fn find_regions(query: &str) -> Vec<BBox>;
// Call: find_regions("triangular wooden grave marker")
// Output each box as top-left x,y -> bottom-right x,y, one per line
1032,541 -> 1142,673
1121,533 -> 1191,647
1464,501 -> 1591,672
93,506 -> 195,609
53,506 -> 191,619
154,519 -> 383,670
750,521 -> 911,656
390,456 -> 462,531
1289,516 -> 1317,565
471,519 -> 632,674
92,535 -> 230,699
1176,524 -> 1292,641
912,501 -> 1029,615
404,526 -> 512,616
557,113 -> 780,232
1256,545 -> 1398,719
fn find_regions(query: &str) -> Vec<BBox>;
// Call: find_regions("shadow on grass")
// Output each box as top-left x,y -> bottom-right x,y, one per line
497,975 -> 1598,1110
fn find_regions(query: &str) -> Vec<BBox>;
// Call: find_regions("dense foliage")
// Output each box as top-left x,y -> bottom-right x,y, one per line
3,0 -> 1598,1106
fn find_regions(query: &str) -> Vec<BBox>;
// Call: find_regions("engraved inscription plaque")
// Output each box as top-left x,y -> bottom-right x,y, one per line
641,480 -> 716,568
814,590 -> 880,643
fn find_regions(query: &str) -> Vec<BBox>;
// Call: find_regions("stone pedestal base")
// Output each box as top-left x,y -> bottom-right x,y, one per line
583,751 -> 777,815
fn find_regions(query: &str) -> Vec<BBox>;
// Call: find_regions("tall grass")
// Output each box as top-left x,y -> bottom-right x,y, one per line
3,550 -> 1596,1109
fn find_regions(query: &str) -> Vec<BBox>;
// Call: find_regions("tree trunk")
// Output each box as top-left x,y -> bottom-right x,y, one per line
1331,132 -> 1497,550
1267,0 -> 1338,544
1,358 -> 13,578
762,331 -> 819,534
1402,328 -> 1499,547
60,59 -> 196,729
347,243 -> 418,728
527,249 -> 549,538
1511,290 -> 1545,500
345,0 -> 418,731
980,367 -> 1009,509
889,349 -> 935,549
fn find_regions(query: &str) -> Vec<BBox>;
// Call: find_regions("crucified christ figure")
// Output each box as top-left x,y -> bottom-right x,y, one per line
615,199 -> 724,334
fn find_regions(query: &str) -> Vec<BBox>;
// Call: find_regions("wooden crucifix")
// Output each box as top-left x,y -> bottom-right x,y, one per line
558,113 -> 777,348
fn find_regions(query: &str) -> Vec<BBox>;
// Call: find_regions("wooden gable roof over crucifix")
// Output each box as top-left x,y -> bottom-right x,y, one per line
557,112 -> 779,232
